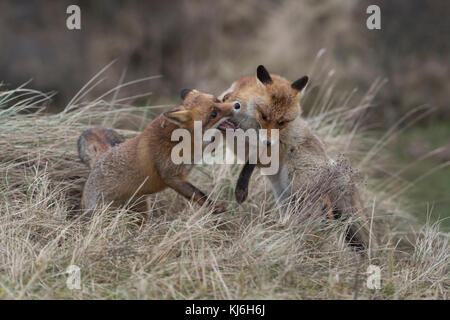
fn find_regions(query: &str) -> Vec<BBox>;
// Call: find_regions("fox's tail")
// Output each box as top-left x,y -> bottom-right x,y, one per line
77,127 -> 125,168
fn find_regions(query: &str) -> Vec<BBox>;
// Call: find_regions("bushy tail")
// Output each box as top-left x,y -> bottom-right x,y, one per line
77,126 -> 125,168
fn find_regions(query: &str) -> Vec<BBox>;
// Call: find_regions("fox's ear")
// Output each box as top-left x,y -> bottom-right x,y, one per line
291,76 -> 309,92
222,92 -> 232,101
163,109 -> 192,127
256,65 -> 273,85
180,89 -> 193,100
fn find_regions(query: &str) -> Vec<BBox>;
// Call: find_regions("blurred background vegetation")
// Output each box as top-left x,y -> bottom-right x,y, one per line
0,0 -> 449,228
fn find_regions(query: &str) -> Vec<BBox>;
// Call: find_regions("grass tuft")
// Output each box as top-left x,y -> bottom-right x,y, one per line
0,82 -> 448,299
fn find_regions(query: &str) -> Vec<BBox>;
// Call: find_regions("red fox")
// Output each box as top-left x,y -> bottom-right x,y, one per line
220,65 -> 308,146
220,65 -> 375,251
78,89 -> 241,214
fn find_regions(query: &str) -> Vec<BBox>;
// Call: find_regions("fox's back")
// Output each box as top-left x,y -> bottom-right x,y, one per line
81,135 -> 166,209
279,117 -> 360,215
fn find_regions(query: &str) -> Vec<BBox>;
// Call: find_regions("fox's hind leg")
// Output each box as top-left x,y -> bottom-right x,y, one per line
81,187 -> 100,217
81,171 -> 114,216
324,192 -> 375,253
142,196 -> 154,222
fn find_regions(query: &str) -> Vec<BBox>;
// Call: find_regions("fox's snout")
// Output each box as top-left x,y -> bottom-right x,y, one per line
258,126 -> 279,147
216,100 -> 241,122
220,101 -> 242,117
215,101 -> 242,131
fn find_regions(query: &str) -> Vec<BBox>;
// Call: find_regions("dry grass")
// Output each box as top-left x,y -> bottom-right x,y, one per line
0,79 -> 448,300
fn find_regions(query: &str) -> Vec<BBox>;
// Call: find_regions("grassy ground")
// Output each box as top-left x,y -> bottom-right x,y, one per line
0,86 -> 448,299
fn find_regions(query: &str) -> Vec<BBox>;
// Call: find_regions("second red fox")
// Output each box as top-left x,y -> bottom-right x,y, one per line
78,89 -> 241,214
221,65 -> 376,252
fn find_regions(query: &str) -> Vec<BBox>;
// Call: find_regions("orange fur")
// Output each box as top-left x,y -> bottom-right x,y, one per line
221,74 -> 303,137
221,66 -> 375,251
79,90 -> 238,214
77,127 -> 125,168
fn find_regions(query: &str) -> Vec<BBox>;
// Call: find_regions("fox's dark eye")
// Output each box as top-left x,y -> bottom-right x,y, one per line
210,110 -> 217,118
261,113 -> 268,121
234,102 -> 241,110
278,121 -> 285,126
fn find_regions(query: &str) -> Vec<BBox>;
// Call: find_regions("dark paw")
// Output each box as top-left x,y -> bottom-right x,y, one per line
235,186 -> 248,204
212,204 -> 227,214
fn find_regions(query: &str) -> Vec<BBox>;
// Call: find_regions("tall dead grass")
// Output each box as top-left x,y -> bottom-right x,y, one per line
0,74 -> 448,299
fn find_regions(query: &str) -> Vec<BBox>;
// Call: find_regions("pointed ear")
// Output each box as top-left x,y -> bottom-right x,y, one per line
180,89 -> 192,100
256,65 -> 273,85
291,76 -> 309,92
163,109 -> 192,127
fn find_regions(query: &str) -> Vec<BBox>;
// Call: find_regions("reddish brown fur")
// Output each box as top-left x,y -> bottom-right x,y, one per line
77,127 -> 125,168
220,70 -> 306,161
220,67 -> 375,251
222,74 -> 302,136
80,90 -> 236,214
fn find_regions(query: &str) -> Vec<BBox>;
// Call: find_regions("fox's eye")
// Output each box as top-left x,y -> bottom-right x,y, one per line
278,121 -> 285,126
210,110 -> 217,118
234,102 -> 241,110
261,113 -> 268,121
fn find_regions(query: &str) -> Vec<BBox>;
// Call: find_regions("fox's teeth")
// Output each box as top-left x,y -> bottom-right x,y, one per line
218,120 -> 237,130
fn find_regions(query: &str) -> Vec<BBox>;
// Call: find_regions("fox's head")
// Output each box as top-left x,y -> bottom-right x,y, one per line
163,89 -> 241,131
221,65 -> 308,146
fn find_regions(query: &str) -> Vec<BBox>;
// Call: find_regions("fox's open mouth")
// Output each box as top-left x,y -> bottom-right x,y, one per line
218,119 -> 239,131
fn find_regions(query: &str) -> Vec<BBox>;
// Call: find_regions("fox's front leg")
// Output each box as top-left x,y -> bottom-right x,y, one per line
165,177 -> 226,214
235,162 -> 256,204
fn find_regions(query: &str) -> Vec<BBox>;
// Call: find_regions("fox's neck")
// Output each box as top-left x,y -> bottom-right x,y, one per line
142,115 -> 209,160
280,117 -> 311,144
281,116 -> 328,157
153,115 -> 182,142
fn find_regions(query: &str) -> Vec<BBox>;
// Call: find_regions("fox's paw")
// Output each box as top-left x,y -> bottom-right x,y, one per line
235,185 -> 248,204
211,204 -> 227,214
